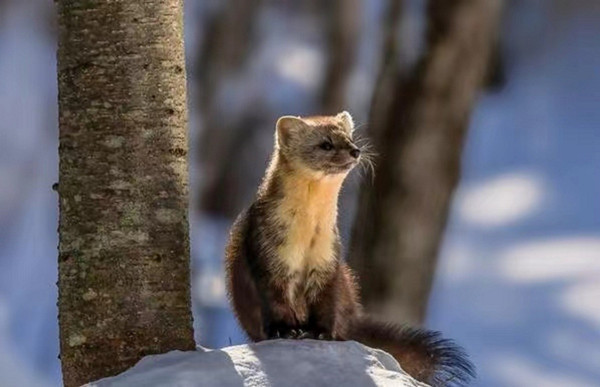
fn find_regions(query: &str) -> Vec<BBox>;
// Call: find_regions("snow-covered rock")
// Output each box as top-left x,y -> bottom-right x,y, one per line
87,340 -> 428,387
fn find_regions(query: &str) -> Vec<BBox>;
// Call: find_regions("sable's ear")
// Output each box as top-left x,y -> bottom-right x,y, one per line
276,116 -> 307,147
337,111 -> 354,134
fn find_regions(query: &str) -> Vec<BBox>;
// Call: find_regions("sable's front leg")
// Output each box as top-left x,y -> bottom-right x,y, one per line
262,287 -> 299,339
305,307 -> 335,340
304,282 -> 337,340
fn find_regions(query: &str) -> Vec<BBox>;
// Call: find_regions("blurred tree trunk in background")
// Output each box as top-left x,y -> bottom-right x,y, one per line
366,0 -> 404,140
196,0 -> 263,218
0,1 -> 6,26
56,1 -> 195,386
349,0 -> 502,325
196,0 -> 262,113
320,0 -> 360,114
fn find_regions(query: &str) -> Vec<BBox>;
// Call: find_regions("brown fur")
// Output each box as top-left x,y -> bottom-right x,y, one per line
225,112 -> 474,386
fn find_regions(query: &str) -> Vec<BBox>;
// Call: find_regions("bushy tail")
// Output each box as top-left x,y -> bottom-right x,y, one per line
348,317 -> 475,386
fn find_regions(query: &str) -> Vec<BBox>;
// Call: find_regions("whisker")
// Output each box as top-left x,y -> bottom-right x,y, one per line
350,132 -> 378,185
353,122 -> 368,132
356,152 -> 377,185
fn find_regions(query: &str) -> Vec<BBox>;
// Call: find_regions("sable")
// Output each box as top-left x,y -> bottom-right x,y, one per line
225,112 -> 474,386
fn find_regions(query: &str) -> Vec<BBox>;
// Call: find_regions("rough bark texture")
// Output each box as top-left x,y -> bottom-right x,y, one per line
56,2 -> 195,386
320,0 -> 360,114
349,0 -> 503,325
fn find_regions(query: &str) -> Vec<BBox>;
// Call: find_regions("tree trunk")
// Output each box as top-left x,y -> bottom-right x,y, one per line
348,0 -> 502,325
195,0 -> 263,217
195,0 -> 261,113
320,0 -> 360,114
56,1 -> 195,386
367,0 -> 404,140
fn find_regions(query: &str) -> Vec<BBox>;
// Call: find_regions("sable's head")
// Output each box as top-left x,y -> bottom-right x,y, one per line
275,111 -> 361,176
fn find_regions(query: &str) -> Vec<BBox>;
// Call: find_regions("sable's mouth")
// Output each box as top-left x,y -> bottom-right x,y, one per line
327,160 -> 357,173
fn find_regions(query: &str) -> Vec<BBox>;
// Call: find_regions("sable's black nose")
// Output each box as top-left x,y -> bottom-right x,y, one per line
349,148 -> 361,159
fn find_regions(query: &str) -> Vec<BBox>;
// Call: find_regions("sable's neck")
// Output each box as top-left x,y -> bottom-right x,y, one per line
261,151 -> 346,221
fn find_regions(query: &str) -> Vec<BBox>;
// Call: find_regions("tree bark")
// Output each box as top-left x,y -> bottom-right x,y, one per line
56,2 -> 195,386
348,0 -> 502,325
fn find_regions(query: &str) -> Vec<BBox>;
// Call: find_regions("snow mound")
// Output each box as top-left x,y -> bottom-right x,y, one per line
87,340 -> 428,387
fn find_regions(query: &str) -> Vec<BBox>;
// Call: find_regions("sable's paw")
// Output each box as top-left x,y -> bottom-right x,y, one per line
316,332 -> 333,340
266,326 -> 282,339
282,329 -> 300,339
297,330 -> 315,340
267,324 -> 301,340
295,330 -> 332,340
269,330 -> 281,339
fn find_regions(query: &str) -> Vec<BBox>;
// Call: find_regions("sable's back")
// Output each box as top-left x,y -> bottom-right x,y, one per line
224,209 -> 246,285
224,208 -> 266,341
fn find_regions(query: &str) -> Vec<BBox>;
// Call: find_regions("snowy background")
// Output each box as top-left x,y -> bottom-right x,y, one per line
1,1 -> 599,386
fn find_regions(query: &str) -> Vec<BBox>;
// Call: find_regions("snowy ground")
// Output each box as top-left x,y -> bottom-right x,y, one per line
0,1 -> 599,386
88,340 -> 424,387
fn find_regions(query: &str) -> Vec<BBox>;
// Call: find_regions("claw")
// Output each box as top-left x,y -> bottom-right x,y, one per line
298,330 -> 313,339
285,329 -> 298,339
317,332 -> 332,340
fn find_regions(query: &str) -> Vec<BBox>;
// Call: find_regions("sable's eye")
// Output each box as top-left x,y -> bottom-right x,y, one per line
319,141 -> 333,151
